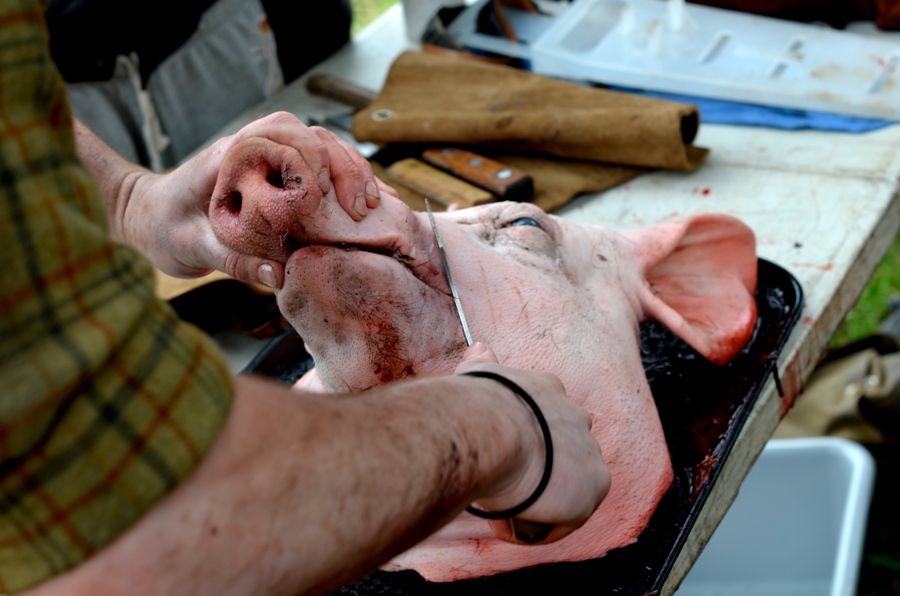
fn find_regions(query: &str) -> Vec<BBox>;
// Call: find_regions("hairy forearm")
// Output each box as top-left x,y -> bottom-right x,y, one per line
71,118 -> 230,278
72,119 -> 149,244
24,374 -> 527,596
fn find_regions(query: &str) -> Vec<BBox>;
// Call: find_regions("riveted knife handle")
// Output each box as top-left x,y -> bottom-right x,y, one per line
422,148 -> 534,202
387,158 -> 494,208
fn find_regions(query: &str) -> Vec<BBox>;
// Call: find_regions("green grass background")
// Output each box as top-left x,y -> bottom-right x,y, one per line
350,0 -> 400,34
831,233 -> 900,347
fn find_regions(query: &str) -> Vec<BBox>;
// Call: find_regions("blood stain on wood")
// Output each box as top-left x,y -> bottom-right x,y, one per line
791,262 -> 834,271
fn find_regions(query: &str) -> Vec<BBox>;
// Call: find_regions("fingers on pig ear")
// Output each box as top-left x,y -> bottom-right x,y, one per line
310,127 -> 375,221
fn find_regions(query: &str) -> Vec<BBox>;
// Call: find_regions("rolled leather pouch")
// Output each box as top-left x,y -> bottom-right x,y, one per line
353,51 -> 708,172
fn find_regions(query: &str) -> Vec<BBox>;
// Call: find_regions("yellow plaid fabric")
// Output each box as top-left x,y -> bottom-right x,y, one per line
0,1 -> 234,592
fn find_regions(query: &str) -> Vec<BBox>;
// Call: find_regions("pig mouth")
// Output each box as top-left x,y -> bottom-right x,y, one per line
283,235 -> 452,297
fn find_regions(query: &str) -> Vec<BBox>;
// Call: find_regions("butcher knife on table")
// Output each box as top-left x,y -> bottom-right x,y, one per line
424,197 -> 555,545
306,74 -> 534,205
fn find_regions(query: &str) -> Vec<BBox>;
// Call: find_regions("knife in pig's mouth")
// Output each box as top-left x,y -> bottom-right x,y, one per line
425,199 -> 473,346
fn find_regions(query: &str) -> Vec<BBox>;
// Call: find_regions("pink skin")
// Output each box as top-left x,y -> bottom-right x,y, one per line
209,138 -> 758,581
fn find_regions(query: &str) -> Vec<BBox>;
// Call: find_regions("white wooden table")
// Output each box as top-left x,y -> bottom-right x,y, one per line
560,122 -> 900,593
208,5 -> 900,593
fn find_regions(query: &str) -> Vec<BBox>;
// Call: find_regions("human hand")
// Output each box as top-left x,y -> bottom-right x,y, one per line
116,112 -> 381,287
453,343 -> 611,545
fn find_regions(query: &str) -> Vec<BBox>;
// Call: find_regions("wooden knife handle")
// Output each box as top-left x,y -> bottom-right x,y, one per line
306,74 -> 377,111
422,148 -> 534,202
387,159 -> 494,208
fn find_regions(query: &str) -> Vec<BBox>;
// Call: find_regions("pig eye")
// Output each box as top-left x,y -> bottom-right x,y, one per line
508,217 -> 542,229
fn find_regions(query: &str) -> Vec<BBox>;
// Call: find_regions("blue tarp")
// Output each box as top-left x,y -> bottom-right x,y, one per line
611,86 -> 897,133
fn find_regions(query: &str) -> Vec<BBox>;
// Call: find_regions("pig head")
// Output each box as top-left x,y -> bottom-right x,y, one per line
209,138 -> 758,582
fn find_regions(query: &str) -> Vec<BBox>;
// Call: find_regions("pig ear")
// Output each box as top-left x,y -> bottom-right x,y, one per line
624,214 -> 758,365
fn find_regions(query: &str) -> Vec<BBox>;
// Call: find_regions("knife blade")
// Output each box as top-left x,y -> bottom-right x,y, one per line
425,198 -> 556,542
425,198 -> 473,346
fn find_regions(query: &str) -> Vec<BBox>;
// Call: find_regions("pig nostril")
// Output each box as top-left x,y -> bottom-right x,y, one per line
224,191 -> 242,215
267,170 -> 285,189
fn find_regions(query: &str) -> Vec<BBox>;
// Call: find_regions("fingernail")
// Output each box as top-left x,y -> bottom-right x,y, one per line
466,342 -> 487,357
318,169 -> 330,194
353,194 -> 367,217
258,263 -> 277,289
365,180 -> 380,201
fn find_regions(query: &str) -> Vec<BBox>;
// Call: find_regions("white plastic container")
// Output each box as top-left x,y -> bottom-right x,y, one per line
677,437 -> 876,596
448,0 -> 900,119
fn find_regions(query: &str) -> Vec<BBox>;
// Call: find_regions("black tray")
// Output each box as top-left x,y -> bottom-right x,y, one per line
246,258 -> 803,595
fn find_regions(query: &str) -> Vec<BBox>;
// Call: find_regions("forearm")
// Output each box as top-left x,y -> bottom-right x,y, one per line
72,118 -> 150,244
24,374 -> 528,596
72,118 -> 237,278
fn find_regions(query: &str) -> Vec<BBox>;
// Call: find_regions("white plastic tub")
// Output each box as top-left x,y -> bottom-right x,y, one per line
447,0 -> 900,119
678,437 -> 875,596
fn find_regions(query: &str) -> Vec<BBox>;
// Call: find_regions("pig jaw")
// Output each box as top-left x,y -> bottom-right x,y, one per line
277,228 -> 467,392
206,136 -> 463,389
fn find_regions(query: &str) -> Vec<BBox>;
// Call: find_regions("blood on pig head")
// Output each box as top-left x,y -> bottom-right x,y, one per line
209,137 -> 758,581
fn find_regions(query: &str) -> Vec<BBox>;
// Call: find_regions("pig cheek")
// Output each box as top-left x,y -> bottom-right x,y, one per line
482,285 -> 621,412
461,265 -> 578,367
279,248 -> 461,391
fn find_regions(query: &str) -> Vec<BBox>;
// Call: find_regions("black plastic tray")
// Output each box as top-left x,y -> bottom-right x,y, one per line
246,258 -> 803,595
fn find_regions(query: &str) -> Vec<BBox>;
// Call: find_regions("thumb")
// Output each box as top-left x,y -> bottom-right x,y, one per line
455,342 -> 499,372
221,252 -> 285,290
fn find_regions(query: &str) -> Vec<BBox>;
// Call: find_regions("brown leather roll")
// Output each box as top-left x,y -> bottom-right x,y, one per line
353,51 -> 708,173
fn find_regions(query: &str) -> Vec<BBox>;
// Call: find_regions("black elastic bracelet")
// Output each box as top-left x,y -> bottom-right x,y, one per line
462,371 -> 554,520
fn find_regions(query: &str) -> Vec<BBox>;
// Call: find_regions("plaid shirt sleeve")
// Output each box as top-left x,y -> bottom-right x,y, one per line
0,1 -> 234,592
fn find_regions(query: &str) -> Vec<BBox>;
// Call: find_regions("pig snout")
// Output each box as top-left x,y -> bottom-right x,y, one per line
209,137 -> 326,262
209,136 -> 452,294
